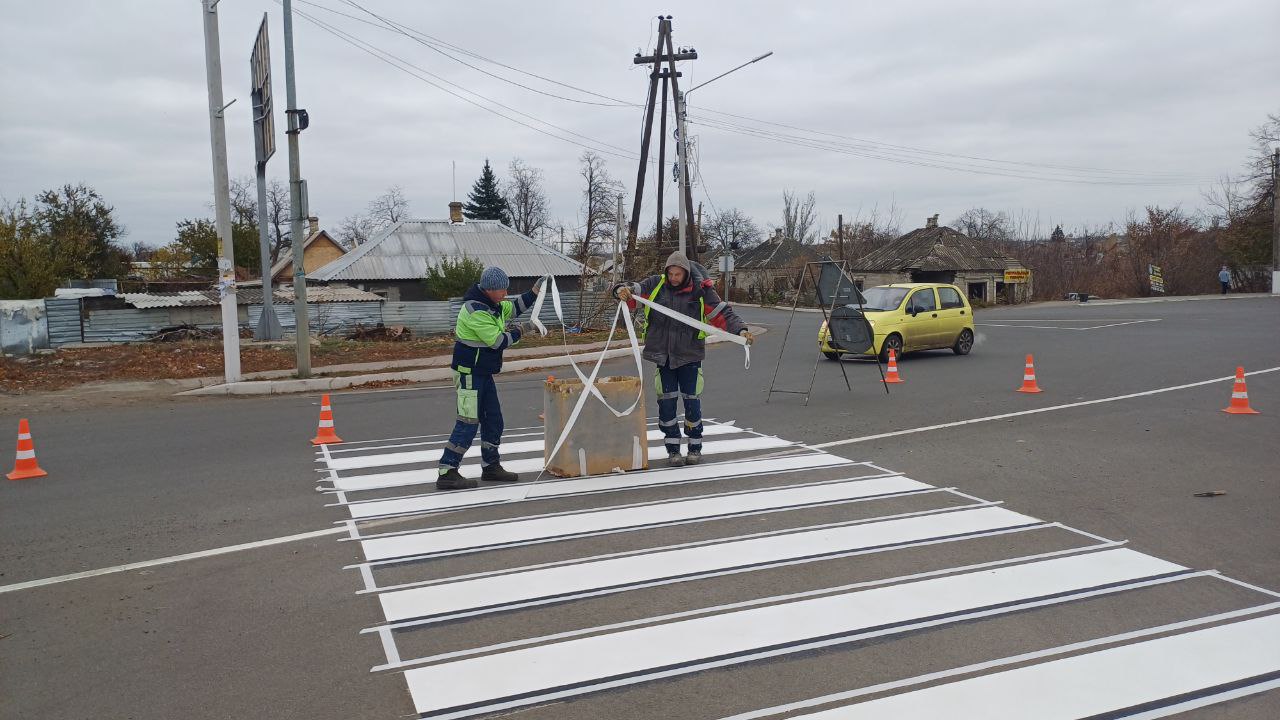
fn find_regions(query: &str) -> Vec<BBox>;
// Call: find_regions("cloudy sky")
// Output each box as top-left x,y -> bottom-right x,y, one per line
2,0 -> 1276,248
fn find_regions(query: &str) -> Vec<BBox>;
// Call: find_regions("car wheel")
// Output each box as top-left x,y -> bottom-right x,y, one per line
879,334 -> 903,363
952,328 -> 974,355
823,351 -> 841,361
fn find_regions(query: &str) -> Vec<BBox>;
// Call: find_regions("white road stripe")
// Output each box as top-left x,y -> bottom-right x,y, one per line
327,435 -> 796,493
812,366 -> 1280,449
326,424 -> 743,471
402,549 -> 1185,717
376,506 -> 1039,623
719,603 -> 1280,720
360,475 -> 931,562
977,319 -> 1160,330
340,454 -> 851,521
789,613 -> 1280,720
0,527 -> 346,595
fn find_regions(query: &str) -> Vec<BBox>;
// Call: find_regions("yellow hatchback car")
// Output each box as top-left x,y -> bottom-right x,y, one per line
818,283 -> 975,362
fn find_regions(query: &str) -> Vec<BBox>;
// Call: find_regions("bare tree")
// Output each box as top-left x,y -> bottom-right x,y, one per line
266,179 -> 291,264
836,201 -> 903,259
575,151 -> 623,264
367,185 -> 410,228
703,207 -> 762,251
503,158 -> 550,238
781,190 -> 818,243
952,208 -> 1013,243
336,213 -> 372,247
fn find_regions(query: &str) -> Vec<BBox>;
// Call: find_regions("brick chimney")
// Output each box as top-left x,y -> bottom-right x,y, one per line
926,214 -> 939,229
448,201 -> 464,224
307,216 -> 319,236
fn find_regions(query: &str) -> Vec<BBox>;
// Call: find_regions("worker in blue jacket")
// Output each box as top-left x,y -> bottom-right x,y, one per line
437,266 -> 539,490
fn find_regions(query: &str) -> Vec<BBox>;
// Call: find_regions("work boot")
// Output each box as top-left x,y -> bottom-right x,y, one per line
686,449 -> 702,465
481,463 -> 520,483
667,453 -> 685,467
437,468 -> 477,490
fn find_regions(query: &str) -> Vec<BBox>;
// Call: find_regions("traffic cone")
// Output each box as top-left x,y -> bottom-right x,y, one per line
1017,354 -> 1043,393
310,394 -> 344,445
1222,367 -> 1259,415
7,419 -> 48,480
883,349 -> 904,384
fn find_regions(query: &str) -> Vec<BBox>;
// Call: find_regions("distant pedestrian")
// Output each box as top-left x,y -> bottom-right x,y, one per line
1219,266 -> 1231,294
436,266 -> 540,490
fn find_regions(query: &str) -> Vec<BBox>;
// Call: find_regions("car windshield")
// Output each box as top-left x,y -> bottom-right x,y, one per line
860,287 -> 910,311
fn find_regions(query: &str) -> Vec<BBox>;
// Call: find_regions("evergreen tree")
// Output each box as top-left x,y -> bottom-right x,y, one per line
463,160 -> 511,224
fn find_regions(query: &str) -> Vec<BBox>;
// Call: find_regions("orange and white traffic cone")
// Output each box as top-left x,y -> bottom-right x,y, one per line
1017,354 -> 1043,393
7,419 -> 48,480
1222,366 -> 1259,415
311,394 -> 344,445
883,349 -> 904,384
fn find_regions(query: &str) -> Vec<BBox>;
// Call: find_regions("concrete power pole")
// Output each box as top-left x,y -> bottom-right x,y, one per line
200,0 -> 241,384
1273,148 -> 1279,295
614,195 -> 623,284
283,0 -> 311,377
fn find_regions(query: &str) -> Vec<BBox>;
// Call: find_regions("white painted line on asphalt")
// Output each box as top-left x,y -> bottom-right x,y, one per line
0,526 -> 347,595
327,435 -> 797,493
781,612 -> 1280,720
326,424 -> 743,471
325,418 -> 670,455
339,454 -> 853,520
812,366 -> 1280,449
1118,679 -> 1280,720
374,506 -> 1041,624
359,475 -> 934,562
717,602 -> 1280,720
319,423 -> 549,448
400,549 -> 1187,718
976,319 -> 1160,330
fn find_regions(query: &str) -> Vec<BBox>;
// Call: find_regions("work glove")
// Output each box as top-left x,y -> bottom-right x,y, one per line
507,320 -> 535,335
616,286 -> 633,301
739,330 -> 755,345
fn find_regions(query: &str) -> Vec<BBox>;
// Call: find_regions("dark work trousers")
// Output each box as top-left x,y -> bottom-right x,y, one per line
656,361 -> 704,455
1221,281 -> 1230,294
439,370 -> 503,471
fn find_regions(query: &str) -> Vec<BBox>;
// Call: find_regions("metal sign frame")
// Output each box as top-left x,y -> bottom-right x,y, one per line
250,14 -> 275,164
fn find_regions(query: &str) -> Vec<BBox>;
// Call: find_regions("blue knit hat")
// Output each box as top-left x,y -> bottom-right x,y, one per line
478,266 -> 509,290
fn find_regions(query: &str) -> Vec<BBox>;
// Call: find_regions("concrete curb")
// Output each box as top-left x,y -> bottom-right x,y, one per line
178,326 -> 764,396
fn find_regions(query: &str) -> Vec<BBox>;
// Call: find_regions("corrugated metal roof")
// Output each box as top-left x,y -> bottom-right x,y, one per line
311,219 -> 588,281
119,286 -> 383,308
851,225 -> 1025,273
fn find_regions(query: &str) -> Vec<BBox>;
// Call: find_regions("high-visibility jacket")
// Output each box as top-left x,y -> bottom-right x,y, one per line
615,271 -> 744,369
451,284 -> 537,375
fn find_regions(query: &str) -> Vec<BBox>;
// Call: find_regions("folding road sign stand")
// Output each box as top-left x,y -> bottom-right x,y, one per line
766,260 -> 888,405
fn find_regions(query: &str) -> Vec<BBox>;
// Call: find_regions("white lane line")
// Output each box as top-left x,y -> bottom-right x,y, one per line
358,476 -> 933,563
0,527 -> 346,595
786,613 -> 1280,720
326,425 -> 743,471
718,602 -> 1280,720
340,454 -> 853,520
812,366 -> 1280,449
326,435 -> 797,492
375,506 -> 1040,624
976,319 -> 1160,330
401,549 -> 1186,718
325,417 -> 672,455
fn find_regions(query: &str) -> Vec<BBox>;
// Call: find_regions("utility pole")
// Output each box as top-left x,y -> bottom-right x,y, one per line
663,24 -> 693,259
614,194 -> 623,284
1273,148 -> 1279,295
200,0 -> 241,384
283,0 -> 311,377
837,213 -> 844,261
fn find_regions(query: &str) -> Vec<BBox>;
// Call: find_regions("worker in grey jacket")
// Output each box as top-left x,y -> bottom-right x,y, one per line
615,251 -> 753,466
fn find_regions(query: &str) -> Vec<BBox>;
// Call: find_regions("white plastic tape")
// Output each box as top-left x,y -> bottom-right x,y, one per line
631,292 -> 751,369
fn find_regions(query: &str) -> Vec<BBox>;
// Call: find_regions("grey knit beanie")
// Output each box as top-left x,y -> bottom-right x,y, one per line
478,266 -> 509,290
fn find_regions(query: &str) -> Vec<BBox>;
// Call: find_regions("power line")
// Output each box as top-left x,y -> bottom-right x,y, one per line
280,2 -> 643,163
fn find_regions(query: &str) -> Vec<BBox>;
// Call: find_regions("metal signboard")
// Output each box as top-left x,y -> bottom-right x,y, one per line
1003,268 -> 1031,283
718,254 -> 735,273
1148,264 -> 1164,294
250,14 -> 275,164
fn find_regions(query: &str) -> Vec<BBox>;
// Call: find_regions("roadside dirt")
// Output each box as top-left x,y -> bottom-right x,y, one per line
0,330 -> 613,395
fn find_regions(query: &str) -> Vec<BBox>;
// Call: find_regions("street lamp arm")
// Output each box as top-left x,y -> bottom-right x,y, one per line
687,51 -> 773,95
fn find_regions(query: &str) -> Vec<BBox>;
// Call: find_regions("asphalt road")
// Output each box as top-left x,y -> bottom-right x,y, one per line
2,295 -> 1278,719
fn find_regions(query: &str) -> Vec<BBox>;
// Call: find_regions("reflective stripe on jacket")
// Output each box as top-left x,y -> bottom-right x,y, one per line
614,268 -> 745,369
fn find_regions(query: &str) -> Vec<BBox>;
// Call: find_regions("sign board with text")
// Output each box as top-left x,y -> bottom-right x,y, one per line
1148,264 -> 1164,294
1003,268 -> 1031,283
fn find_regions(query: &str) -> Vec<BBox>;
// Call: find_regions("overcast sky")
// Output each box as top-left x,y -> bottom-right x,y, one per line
2,0 -> 1276,248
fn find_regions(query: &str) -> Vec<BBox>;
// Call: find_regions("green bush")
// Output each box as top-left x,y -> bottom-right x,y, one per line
423,255 -> 484,300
